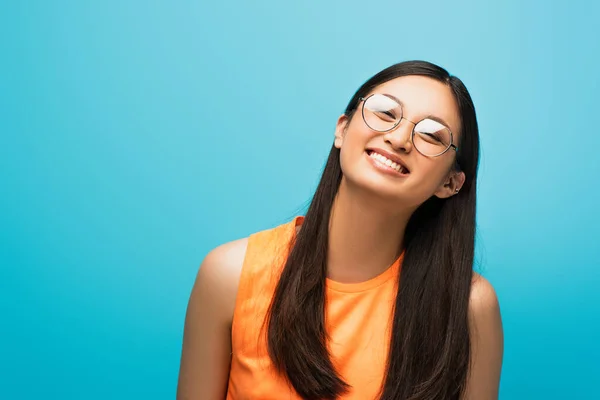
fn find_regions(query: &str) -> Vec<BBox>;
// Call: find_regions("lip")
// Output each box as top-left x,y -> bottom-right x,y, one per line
366,148 -> 411,174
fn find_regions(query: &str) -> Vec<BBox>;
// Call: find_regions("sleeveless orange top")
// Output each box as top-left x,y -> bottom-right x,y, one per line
226,216 -> 403,399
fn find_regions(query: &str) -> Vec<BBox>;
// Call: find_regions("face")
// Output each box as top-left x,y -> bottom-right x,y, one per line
334,75 -> 466,208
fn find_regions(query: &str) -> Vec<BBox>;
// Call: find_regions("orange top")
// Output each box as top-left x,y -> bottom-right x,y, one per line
226,216 -> 403,399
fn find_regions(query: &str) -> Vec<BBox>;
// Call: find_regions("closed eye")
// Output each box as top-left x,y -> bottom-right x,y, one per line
417,131 -> 444,144
375,110 -> 396,121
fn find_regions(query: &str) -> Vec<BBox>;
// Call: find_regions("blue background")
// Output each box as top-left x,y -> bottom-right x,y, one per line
1,1 -> 599,399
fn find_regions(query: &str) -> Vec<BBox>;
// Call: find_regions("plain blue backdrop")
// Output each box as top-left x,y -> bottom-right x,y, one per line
1,1 -> 599,399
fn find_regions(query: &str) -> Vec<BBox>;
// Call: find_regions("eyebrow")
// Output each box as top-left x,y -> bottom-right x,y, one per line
383,93 -> 453,131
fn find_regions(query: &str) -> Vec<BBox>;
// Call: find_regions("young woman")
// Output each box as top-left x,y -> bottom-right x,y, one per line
177,61 -> 504,400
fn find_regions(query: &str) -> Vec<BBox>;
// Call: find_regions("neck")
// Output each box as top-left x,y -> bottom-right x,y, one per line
327,179 -> 413,283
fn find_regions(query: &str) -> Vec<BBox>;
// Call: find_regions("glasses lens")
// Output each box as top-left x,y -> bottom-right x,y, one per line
363,94 -> 401,132
413,119 -> 452,156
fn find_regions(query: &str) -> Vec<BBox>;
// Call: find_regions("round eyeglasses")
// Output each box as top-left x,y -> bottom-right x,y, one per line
359,93 -> 458,157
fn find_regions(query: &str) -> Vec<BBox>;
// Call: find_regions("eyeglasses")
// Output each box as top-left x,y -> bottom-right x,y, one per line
359,93 -> 458,157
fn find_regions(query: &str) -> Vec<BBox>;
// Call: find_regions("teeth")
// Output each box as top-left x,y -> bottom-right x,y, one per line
369,151 -> 405,173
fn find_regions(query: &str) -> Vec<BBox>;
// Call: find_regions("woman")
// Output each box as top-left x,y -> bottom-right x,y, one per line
177,60 -> 504,399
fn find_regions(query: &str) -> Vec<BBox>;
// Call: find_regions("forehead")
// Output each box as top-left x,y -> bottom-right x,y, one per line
371,75 -> 461,134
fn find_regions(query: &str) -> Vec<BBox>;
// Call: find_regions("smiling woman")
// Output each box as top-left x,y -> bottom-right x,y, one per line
177,60 -> 503,400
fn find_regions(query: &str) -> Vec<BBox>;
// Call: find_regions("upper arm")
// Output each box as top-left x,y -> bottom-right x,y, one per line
177,238 -> 248,400
463,274 -> 504,400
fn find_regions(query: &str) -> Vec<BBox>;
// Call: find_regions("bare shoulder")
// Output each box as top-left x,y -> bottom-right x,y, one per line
469,272 -> 501,317
463,273 -> 503,399
194,237 -> 249,323
177,238 -> 249,399
201,238 -> 249,283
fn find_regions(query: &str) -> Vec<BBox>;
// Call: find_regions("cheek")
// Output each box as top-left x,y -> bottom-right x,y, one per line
410,159 -> 450,190
338,140 -> 361,177
339,126 -> 376,168
342,122 -> 377,153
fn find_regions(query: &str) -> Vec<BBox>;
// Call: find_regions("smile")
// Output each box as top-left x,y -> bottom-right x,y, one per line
366,150 -> 410,175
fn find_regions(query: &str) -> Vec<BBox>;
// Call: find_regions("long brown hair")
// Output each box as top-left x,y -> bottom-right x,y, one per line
266,60 -> 480,399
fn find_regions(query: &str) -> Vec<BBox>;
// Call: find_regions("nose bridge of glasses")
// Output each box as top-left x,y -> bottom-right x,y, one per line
400,115 -> 418,126
387,116 -> 414,146
392,116 -> 416,141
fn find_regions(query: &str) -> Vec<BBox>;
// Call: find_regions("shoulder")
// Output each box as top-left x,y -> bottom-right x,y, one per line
469,273 -> 501,318
193,238 -> 249,324
468,273 -> 503,360
463,275 -> 503,398
177,238 -> 249,398
201,238 -> 249,281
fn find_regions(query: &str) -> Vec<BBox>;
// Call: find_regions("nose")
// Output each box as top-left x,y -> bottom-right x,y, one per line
383,118 -> 414,153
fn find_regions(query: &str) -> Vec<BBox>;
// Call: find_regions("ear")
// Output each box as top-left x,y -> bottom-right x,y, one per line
434,169 -> 466,199
334,114 -> 349,149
